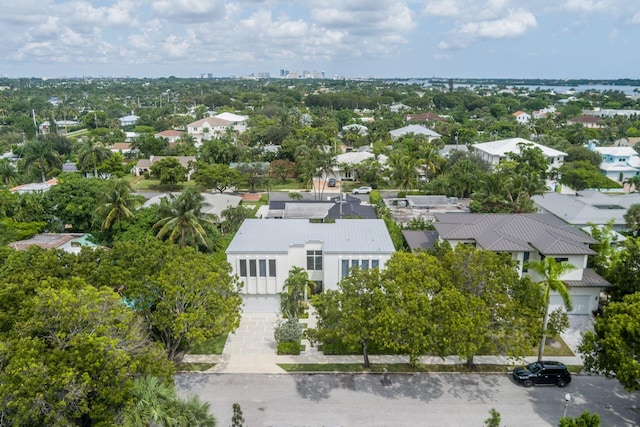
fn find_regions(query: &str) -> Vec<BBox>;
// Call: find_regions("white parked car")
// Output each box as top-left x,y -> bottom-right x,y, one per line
352,186 -> 372,194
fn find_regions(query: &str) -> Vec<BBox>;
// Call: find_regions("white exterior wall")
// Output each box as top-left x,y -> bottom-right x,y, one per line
549,287 -> 600,315
227,249 -> 392,295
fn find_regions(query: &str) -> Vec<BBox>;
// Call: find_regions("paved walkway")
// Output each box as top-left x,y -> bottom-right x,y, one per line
183,303 -> 591,373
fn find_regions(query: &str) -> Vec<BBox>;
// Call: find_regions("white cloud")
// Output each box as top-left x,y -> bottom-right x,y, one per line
562,0 -> 611,12
423,0 -> 512,21
458,8 -> 536,39
436,7 -> 536,50
629,12 -> 640,24
151,0 -> 226,22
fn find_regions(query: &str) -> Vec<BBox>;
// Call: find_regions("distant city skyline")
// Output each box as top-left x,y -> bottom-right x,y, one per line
1,1 -> 639,79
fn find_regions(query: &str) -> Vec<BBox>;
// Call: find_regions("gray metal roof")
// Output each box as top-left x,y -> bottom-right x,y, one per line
532,191 -> 640,227
433,213 -> 596,255
565,268 -> 611,288
226,219 -> 395,254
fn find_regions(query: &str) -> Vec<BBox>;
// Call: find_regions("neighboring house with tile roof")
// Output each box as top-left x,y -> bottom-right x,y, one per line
110,142 -> 133,154
405,112 -> 447,123
186,113 -> 249,144
389,125 -> 441,142
512,111 -> 531,124
567,115 -> 603,128
472,138 -> 567,171
532,190 -> 640,232
226,219 -> 395,294
9,233 -> 99,254
187,117 -> 234,142
154,130 -> 183,143
427,213 -> 609,314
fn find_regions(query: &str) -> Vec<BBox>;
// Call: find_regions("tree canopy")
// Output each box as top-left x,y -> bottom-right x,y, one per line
580,292 -> 640,393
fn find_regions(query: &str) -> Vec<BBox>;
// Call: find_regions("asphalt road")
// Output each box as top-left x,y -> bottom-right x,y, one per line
175,373 -> 639,427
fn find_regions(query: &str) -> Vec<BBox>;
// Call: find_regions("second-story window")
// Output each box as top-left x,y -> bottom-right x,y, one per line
307,250 -> 323,270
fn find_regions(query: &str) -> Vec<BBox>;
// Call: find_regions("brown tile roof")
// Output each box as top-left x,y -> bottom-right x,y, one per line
187,117 -> 232,127
406,112 -> 446,122
111,142 -> 132,150
155,130 -> 182,137
567,115 -> 602,124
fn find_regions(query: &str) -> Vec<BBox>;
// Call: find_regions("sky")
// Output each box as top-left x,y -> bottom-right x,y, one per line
0,0 -> 639,80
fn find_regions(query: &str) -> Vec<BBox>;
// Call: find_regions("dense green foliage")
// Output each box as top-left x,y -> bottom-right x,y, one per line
308,246 -> 543,367
580,293 -> 640,392
0,238 -> 241,423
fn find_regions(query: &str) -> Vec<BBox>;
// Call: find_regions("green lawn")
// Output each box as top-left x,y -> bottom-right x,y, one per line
124,174 -> 197,192
176,363 -> 216,372
540,336 -> 575,357
316,336 -> 574,358
188,334 -> 228,355
279,363 -> 583,374
280,363 -> 515,373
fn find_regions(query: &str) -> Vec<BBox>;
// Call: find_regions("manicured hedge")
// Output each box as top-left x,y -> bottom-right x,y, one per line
277,341 -> 301,355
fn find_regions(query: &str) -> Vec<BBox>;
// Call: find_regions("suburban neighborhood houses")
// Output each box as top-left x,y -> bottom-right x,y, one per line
1,77 -> 640,426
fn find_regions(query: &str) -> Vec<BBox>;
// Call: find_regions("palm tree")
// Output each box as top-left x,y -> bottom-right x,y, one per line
78,139 -> 111,177
282,266 -> 315,317
94,179 -> 143,231
21,140 -> 61,182
526,257 -> 576,361
0,159 -> 17,187
124,376 -> 216,427
152,188 -> 215,249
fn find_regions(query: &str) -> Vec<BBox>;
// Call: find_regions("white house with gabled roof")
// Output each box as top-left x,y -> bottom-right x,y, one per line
226,219 -> 395,295
472,138 -> 567,171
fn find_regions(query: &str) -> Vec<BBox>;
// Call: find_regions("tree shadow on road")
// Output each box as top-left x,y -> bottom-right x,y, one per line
293,373 -> 445,403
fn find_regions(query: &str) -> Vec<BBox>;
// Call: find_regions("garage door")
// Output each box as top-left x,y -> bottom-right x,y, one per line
549,295 -> 592,315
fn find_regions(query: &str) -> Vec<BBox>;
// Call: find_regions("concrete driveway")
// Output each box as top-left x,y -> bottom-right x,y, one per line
561,315 -> 595,355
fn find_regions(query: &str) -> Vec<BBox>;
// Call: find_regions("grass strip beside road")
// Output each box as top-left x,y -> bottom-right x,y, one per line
278,363 -> 584,374
176,363 -> 216,372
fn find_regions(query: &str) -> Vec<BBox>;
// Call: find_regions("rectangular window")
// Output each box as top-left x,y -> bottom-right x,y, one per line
259,259 -> 267,277
372,259 -> 379,269
351,259 -> 359,269
361,260 -> 370,270
249,260 -> 257,277
341,259 -> 349,278
268,259 -> 276,277
239,260 -> 247,277
522,252 -> 530,273
307,250 -> 323,270
554,257 -> 569,263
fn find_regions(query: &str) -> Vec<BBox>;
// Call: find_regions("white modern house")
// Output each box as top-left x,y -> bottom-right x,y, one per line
472,138 -> 567,172
432,213 -> 609,315
226,219 -> 395,295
